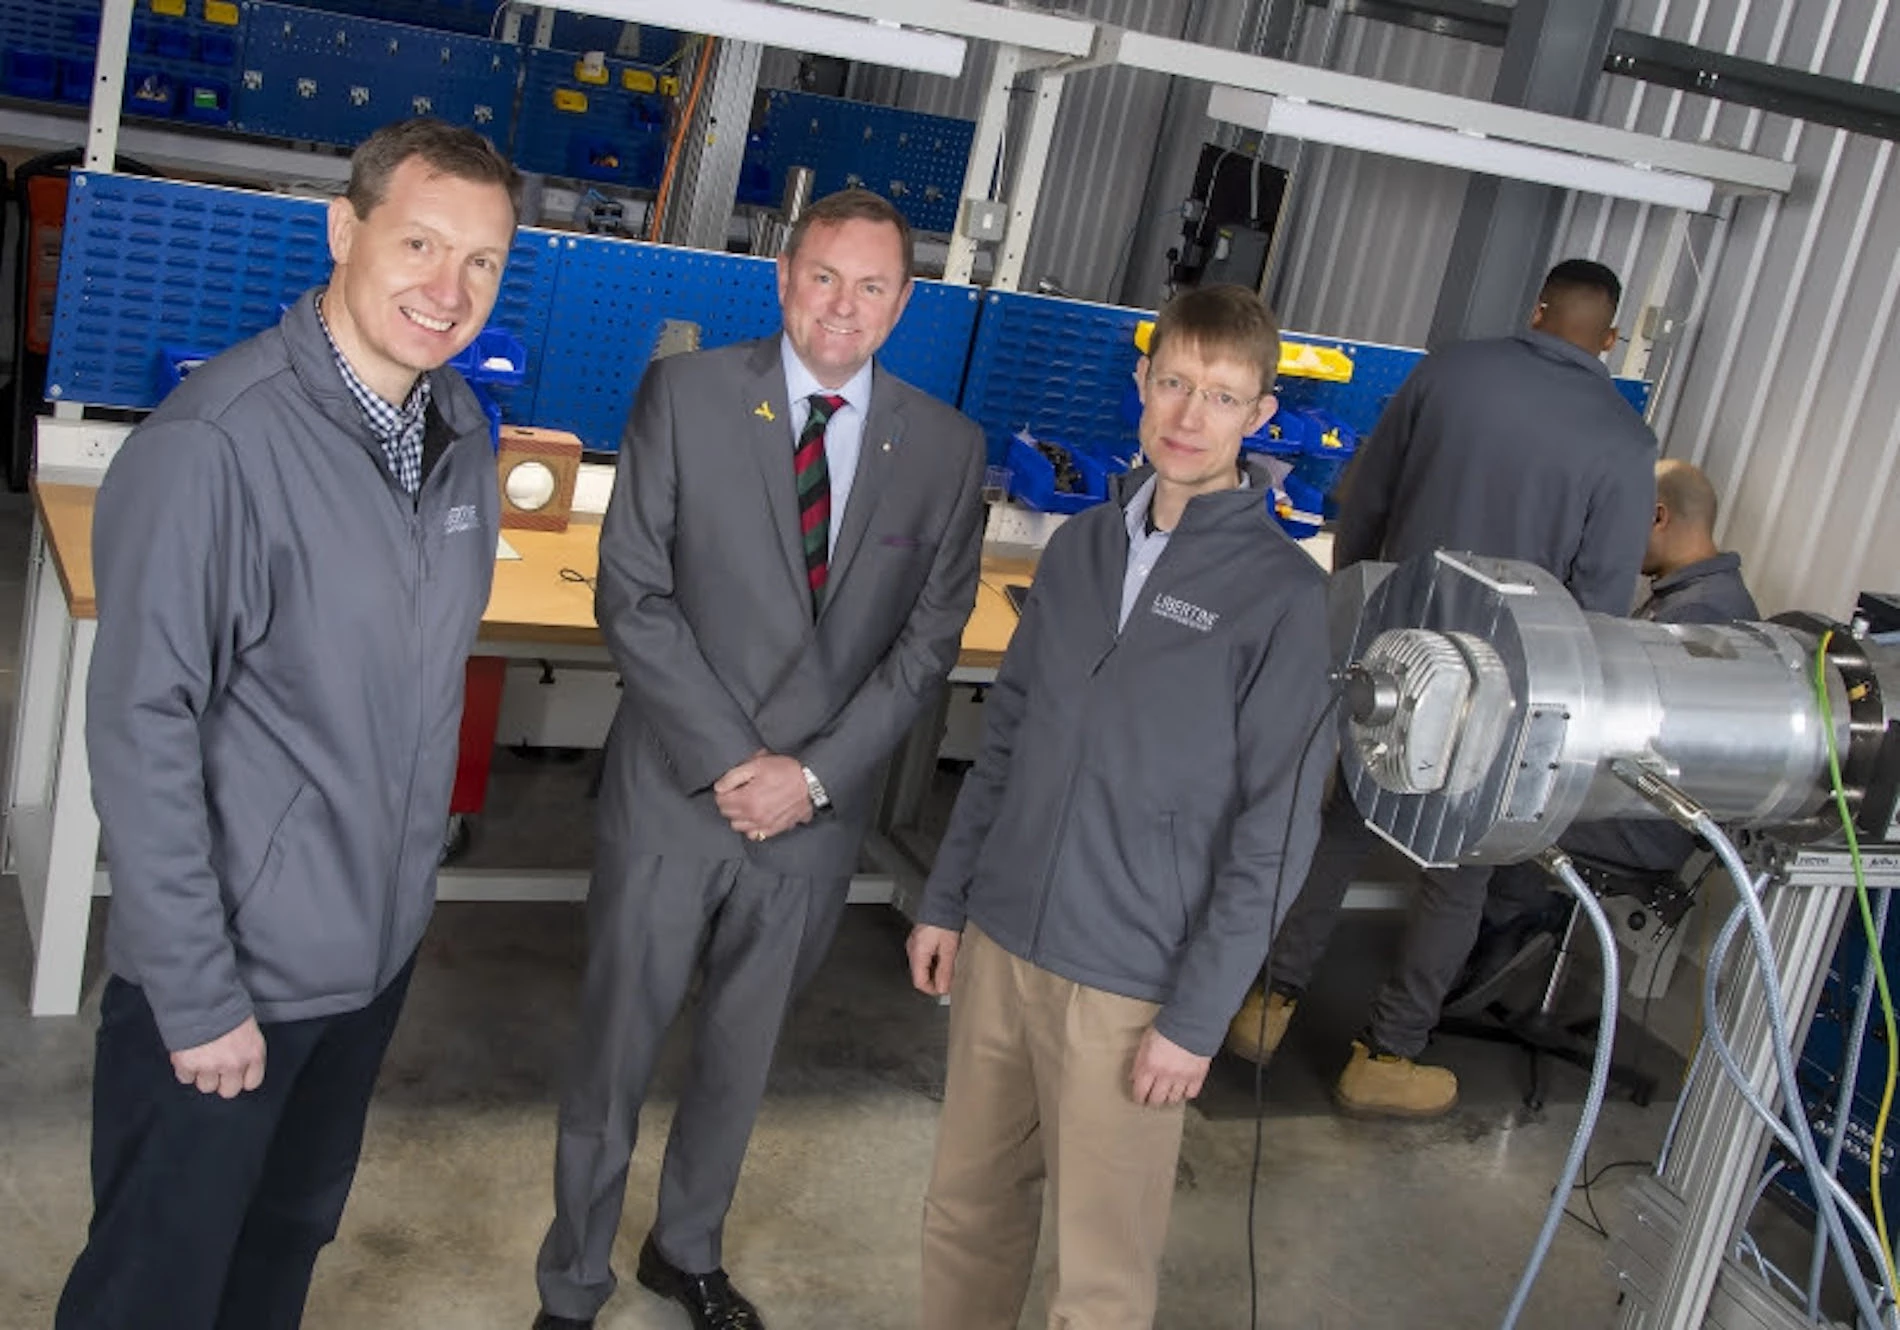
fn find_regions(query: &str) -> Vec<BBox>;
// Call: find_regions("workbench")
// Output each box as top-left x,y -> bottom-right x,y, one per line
4,481 -> 1031,1016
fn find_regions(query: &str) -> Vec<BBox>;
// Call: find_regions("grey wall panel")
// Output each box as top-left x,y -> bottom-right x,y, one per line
1271,17 -> 1498,345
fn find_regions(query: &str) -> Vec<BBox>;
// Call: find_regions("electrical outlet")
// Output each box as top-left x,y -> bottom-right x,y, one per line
984,501 -> 1065,552
960,198 -> 1009,243
36,418 -> 132,482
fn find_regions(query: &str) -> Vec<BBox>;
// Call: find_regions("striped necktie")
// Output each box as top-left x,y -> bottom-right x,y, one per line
797,392 -> 844,612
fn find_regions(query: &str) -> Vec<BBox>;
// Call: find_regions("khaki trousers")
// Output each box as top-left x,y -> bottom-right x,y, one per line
921,926 -> 1186,1330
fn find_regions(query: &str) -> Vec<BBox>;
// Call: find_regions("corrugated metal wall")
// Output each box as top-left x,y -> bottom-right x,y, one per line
1555,0 -> 1900,617
1270,17 -> 1498,345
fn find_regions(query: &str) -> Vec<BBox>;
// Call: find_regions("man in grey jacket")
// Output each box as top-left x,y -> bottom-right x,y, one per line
908,285 -> 1334,1330
56,118 -> 519,1330
1225,258 -> 1657,1118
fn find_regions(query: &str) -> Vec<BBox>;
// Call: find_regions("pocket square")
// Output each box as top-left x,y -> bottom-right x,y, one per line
879,534 -> 927,550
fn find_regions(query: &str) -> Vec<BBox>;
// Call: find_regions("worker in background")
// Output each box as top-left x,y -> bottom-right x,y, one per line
1225,258 -> 1657,1119
1454,457 -> 1760,1000
908,285 -> 1334,1330
532,189 -> 986,1330
57,119 -> 520,1328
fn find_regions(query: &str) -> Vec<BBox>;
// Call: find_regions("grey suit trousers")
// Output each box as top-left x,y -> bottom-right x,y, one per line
535,849 -> 850,1319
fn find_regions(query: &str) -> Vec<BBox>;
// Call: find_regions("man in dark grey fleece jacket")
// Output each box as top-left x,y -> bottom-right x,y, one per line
908,286 -> 1334,1330
1234,259 -> 1658,1120
57,120 -> 519,1330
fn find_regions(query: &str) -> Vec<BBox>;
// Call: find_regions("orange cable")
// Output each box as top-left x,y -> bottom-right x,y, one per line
649,36 -> 716,241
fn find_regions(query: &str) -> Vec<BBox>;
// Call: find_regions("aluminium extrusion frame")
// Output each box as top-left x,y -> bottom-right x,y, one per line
1610,843 -> 1887,1330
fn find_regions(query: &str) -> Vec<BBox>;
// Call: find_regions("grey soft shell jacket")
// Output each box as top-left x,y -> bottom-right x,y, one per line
87,289 -> 499,1050
918,464 -> 1335,1056
1333,330 -> 1658,615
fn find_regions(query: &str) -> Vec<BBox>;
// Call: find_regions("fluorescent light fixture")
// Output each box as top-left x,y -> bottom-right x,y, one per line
550,0 -> 968,78
792,0 -> 1096,57
1210,86 -> 1716,213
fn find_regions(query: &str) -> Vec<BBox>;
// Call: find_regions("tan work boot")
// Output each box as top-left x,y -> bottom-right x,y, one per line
1333,1040 -> 1459,1119
1224,990 -> 1295,1064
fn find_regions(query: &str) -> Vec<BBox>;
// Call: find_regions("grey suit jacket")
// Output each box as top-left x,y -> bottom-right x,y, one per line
593,336 -> 987,879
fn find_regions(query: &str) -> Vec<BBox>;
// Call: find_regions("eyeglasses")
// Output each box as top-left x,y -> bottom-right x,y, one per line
1146,373 -> 1264,422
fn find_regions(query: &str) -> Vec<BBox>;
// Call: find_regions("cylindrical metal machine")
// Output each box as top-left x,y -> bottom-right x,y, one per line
1339,552 -> 1900,866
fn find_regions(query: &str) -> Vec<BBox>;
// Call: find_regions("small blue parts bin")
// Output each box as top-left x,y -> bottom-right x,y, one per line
448,327 -> 528,387
1006,431 -> 1109,515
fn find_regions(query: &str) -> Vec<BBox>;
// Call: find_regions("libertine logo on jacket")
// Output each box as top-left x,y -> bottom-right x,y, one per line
444,504 -> 480,535
1150,593 -> 1219,632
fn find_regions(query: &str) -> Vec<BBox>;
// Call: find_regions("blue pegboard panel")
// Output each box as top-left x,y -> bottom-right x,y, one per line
46,173 -> 562,416
740,90 -> 974,235
961,291 -> 1654,467
960,292 -> 1149,466
528,236 -> 980,453
512,46 -> 671,190
234,3 -> 517,149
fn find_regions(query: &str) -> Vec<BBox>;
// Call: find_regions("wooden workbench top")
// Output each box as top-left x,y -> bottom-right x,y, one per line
31,481 -> 1031,667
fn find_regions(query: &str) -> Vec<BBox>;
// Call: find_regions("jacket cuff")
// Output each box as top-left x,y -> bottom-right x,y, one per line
150,989 -> 256,1054
1152,1006 -> 1221,1060
913,887 -> 969,934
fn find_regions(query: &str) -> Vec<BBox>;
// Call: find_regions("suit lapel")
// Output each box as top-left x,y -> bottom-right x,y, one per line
743,339 -> 806,603
822,364 -> 901,614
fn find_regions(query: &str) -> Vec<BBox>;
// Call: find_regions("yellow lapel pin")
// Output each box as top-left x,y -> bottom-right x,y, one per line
754,401 -> 776,422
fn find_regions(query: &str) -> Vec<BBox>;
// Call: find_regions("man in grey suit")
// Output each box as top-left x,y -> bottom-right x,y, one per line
533,189 -> 987,1330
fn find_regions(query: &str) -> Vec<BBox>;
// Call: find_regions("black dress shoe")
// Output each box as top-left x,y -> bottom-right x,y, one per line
635,1236 -> 765,1330
531,1313 -> 593,1330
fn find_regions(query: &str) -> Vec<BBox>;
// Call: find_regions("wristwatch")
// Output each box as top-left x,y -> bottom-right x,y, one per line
801,764 -> 831,811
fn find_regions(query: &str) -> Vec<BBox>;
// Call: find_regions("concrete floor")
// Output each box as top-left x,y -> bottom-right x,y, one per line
0,485 -> 1808,1330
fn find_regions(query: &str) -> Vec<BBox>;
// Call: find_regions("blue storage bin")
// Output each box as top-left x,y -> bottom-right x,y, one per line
1248,405 -> 1314,456
124,67 -> 178,116
449,327 -> 528,387
57,57 -> 95,104
200,32 -> 238,67
1007,431 -> 1109,515
629,96 -> 667,132
4,51 -> 60,101
566,137 -> 631,184
153,24 -> 195,61
1269,472 -> 1328,541
179,78 -> 231,124
157,345 -> 219,396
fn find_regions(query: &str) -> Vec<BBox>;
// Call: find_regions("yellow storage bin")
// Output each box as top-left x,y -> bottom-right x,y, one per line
1131,319 -> 1354,383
